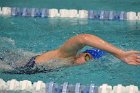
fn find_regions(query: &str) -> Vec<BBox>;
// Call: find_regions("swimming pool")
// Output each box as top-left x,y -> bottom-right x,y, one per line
0,0 -> 140,92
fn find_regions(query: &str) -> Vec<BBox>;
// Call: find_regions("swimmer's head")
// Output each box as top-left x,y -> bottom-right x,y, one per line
75,48 -> 106,64
75,52 -> 93,64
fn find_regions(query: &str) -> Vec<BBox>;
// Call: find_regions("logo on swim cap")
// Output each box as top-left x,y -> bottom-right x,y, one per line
84,48 -> 106,59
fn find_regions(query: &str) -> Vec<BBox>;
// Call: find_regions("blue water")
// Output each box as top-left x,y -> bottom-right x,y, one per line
0,0 -> 140,87
0,16 -> 140,87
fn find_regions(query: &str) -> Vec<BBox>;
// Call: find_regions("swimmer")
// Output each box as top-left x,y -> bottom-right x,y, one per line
3,34 -> 140,74
34,34 -> 140,65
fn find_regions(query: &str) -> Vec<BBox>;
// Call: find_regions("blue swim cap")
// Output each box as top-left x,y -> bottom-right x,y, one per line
84,48 -> 106,59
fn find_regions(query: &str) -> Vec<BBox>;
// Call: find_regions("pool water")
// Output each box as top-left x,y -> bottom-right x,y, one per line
0,16 -> 140,87
0,0 -> 140,88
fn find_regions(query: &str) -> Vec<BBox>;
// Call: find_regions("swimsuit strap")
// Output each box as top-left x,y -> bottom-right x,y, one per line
24,56 -> 38,68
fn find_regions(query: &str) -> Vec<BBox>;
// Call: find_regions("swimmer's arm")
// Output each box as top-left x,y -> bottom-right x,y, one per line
79,34 -> 125,58
58,34 -> 86,57
59,34 -> 140,65
59,34 -> 124,57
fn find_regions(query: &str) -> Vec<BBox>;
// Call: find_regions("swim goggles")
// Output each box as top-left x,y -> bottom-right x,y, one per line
84,53 -> 92,61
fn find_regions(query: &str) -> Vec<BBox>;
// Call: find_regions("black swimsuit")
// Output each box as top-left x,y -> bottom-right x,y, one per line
8,56 -> 39,74
16,55 -> 53,74
24,56 -> 37,68
5,56 -> 61,74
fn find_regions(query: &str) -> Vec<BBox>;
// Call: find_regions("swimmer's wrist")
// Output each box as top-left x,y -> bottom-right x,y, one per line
113,50 -> 125,59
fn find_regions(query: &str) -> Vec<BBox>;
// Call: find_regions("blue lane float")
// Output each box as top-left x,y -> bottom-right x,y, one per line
0,7 -> 140,20
0,78 -> 139,93
11,7 -> 22,16
88,10 -> 127,20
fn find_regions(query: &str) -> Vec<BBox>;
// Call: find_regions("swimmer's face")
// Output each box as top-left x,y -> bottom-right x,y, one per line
75,53 -> 93,64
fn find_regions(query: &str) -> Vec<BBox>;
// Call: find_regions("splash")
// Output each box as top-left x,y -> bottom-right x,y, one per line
0,36 -> 39,73
0,60 -> 14,72
0,37 -> 16,48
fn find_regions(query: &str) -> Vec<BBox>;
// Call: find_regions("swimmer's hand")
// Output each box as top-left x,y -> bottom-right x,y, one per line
119,51 -> 140,65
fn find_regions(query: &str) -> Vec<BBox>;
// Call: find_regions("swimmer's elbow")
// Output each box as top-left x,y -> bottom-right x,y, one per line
77,34 -> 93,44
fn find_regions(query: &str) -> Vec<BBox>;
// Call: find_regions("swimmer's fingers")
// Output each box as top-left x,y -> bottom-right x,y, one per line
134,55 -> 140,65
136,59 -> 140,63
134,52 -> 140,64
137,56 -> 140,59
136,55 -> 140,63
128,61 -> 140,65
135,58 -> 140,65
135,62 -> 140,65
129,51 -> 140,55
133,51 -> 140,54
126,57 -> 140,65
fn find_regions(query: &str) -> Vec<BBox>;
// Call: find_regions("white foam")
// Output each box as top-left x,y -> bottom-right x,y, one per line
2,7 -> 11,16
78,10 -> 88,18
48,9 -> 59,17
1,37 -> 15,46
0,60 -> 14,72
127,12 -> 137,20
